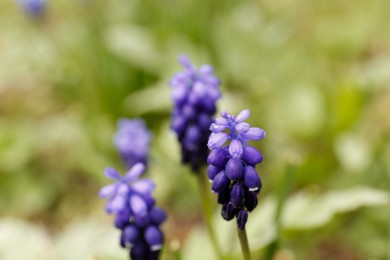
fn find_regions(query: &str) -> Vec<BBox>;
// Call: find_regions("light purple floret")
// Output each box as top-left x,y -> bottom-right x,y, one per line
99,163 -> 155,216
208,109 -> 265,151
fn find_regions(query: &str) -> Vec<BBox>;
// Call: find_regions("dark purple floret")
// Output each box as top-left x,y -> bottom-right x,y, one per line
130,241 -> 149,260
115,207 -> 131,229
230,183 -> 245,207
134,214 -> 151,228
149,207 -> 167,226
144,226 -> 164,251
217,187 -> 231,204
207,109 -> 265,229
242,146 -> 263,165
243,166 -> 262,192
211,171 -> 230,193
207,165 -> 221,181
237,210 -> 249,230
207,148 -> 228,168
221,203 -> 237,221
244,190 -> 258,212
121,225 -> 140,248
170,55 -> 221,172
225,158 -> 243,181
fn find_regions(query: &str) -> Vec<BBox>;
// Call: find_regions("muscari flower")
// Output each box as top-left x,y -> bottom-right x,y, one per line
99,163 -> 154,217
170,55 -> 221,172
17,0 -> 46,17
99,163 -> 166,260
114,119 -> 152,169
207,109 -> 265,229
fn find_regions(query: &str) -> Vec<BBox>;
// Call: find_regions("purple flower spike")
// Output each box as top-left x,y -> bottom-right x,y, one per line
99,163 -> 167,258
207,109 -> 265,229
170,55 -> 221,172
114,119 -> 152,169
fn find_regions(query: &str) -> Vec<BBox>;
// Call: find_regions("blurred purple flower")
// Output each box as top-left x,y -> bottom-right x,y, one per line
99,163 -> 154,216
17,0 -> 46,17
114,119 -> 152,169
100,163 -> 166,259
170,55 -> 221,172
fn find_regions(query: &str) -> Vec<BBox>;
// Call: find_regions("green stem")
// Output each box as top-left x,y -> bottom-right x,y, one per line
237,227 -> 251,260
197,170 -> 223,259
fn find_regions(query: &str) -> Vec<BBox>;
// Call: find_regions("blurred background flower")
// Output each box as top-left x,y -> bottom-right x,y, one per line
0,0 -> 390,259
114,119 -> 152,169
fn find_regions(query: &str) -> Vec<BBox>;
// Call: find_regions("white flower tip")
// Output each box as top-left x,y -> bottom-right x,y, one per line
249,187 -> 259,192
151,244 -> 163,251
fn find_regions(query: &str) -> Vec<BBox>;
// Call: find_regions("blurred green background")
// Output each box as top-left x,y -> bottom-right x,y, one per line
1,0 -> 390,259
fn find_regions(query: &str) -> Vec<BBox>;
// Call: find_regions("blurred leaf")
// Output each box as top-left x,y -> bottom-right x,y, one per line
334,133 -> 372,174
282,187 -> 390,229
54,215 -> 126,260
0,218 -> 57,260
105,25 -> 161,72
123,83 -> 171,116
182,227 -> 217,260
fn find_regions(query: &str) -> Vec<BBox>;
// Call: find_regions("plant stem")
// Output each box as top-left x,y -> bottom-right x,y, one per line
197,170 -> 223,259
237,227 -> 251,260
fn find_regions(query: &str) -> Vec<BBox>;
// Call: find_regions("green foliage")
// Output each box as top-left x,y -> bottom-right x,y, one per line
1,0 -> 390,259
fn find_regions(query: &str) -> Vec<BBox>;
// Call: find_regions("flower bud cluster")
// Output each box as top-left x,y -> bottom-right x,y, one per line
114,119 -> 152,169
170,55 -> 221,172
207,110 -> 265,229
99,163 -> 166,260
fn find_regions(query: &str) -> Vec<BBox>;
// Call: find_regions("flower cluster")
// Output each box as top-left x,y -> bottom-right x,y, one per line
99,163 -> 166,260
170,55 -> 221,172
207,110 -> 265,229
114,119 -> 152,169
17,0 -> 46,17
